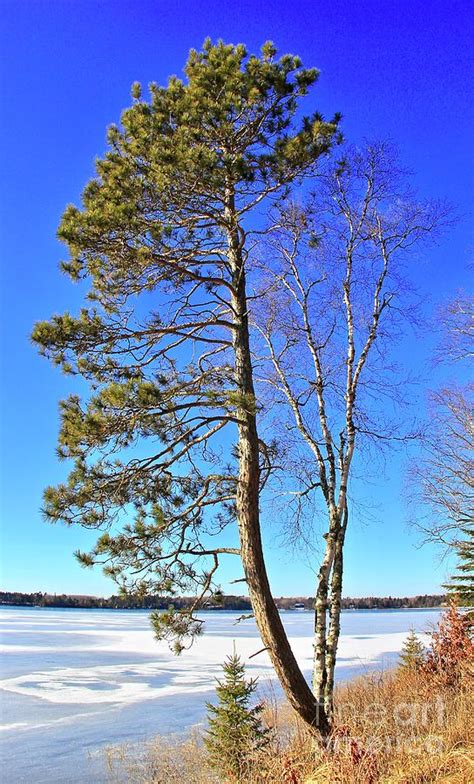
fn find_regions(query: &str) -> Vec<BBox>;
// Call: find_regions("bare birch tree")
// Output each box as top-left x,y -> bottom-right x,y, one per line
413,385 -> 473,546
255,143 -> 446,715
411,292 -> 473,603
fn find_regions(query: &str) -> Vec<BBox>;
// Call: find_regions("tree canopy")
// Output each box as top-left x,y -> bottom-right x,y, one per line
32,40 -> 339,731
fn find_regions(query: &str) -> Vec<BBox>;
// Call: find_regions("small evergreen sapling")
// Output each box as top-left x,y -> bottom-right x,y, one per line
398,628 -> 426,671
205,651 -> 270,781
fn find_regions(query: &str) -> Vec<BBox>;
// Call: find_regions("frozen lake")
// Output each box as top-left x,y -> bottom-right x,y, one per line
0,605 -> 441,783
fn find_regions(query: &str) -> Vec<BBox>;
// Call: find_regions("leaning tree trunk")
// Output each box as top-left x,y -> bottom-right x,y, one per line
225,194 -> 329,736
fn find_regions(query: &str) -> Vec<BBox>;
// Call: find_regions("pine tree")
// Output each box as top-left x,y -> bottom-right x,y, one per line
205,651 -> 270,781
398,628 -> 426,671
31,39 -> 340,733
445,525 -> 474,610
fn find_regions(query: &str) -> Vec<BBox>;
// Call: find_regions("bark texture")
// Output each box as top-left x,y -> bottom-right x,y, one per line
227,193 -> 329,734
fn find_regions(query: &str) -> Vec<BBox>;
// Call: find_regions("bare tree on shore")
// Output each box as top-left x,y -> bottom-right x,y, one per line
255,143 -> 448,715
411,290 -> 473,604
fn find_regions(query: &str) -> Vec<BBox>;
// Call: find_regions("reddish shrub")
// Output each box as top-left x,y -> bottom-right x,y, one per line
421,601 -> 474,688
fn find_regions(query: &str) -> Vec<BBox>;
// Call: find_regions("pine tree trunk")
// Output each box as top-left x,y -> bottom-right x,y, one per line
225,193 -> 329,735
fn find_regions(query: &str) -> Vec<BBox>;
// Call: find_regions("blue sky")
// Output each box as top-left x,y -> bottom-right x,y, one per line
1,0 -> 472,598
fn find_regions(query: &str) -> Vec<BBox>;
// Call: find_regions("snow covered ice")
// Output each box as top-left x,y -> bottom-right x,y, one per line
0,606 -> 441,783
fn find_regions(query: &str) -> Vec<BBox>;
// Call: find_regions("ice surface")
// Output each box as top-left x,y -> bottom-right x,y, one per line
0,606 -> 441,783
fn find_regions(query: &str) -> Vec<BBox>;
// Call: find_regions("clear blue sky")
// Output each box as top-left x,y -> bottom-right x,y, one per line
1,0 -> 472,598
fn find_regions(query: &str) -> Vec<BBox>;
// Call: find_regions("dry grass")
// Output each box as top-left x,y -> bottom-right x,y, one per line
106,668 -> 473,783
105,730 -> 218,783
309,668 -> 474,784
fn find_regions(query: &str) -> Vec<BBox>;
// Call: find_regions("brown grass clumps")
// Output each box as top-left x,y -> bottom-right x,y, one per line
105,731 -> 218,784
106,605 -> 473,783
106,670 -> 473,783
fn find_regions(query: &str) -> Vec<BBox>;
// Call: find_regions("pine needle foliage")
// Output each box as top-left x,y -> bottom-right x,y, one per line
398,628 -> 425,671
31,39 -> 339,655
205,651 -> 271,781
445,524 -> 474,609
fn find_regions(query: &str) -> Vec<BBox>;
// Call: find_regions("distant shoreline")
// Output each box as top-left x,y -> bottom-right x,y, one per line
0,590 -> 446,612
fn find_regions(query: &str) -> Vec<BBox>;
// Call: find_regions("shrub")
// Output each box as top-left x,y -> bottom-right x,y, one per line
421,601 -> 474,688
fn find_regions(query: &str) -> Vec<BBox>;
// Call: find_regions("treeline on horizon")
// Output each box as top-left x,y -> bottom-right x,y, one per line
0,591 -> 446,611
